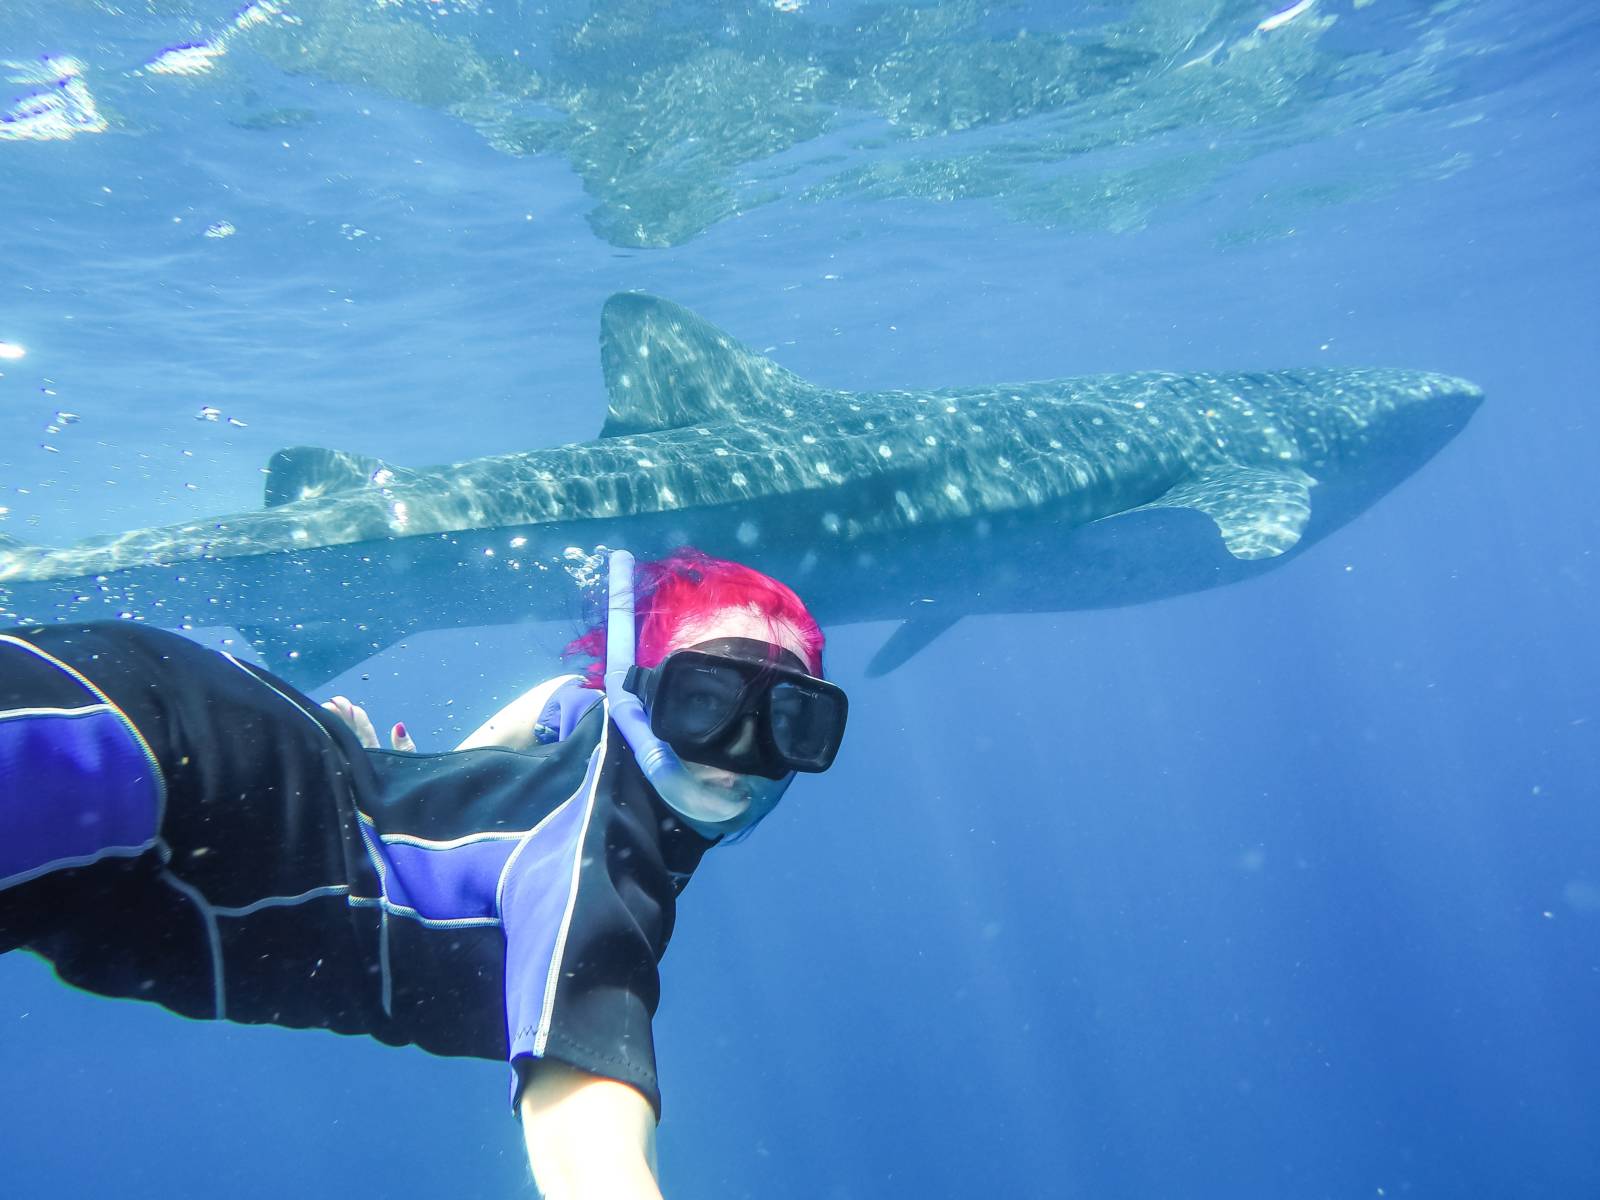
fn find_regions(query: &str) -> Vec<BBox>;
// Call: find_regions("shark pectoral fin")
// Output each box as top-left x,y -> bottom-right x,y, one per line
598,292 -> 833,437
1137,465 -> 1316,560
866,612 -> 960,677
263,447 -> 417,507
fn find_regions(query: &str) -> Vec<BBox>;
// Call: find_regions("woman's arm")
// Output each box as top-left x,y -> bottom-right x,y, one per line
456,677 -> 577,752
322,679 -> 568,754
324,692 -> 662,1196
519,1060 -> 663,1200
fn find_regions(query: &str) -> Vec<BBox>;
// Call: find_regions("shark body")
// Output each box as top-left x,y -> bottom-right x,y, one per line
0,293 -> 1482,686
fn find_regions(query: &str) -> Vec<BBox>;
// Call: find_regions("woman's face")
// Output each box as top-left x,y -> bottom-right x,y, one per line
660,605 -> 813,798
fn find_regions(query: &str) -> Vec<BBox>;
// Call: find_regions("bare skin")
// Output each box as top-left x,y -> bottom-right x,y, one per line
321,605 -> 813,1199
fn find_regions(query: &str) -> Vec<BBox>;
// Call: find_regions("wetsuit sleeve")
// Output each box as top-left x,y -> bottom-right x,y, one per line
0,623 -> 385,1037
0,630 -> 165,909
500,713 -> 693,1119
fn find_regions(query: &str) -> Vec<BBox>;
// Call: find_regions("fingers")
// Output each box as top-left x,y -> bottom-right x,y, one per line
321,695 -> 380,749
348,702 -> 380,749
320,696 -> 361,742
322,697 -> 418,753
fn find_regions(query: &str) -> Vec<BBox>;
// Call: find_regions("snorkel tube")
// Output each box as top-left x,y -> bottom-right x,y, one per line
604,549 -> 787,839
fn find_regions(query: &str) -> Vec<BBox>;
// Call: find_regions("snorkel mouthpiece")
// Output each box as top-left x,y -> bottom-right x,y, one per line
604,549 -> 786,839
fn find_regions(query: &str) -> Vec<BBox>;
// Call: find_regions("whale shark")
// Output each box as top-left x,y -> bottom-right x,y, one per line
0,293 -> 1482,686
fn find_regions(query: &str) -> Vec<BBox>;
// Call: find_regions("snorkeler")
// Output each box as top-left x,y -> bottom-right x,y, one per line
0,547 -> 847,1200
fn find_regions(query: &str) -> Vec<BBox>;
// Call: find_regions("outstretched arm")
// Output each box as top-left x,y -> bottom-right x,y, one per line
456,679 -> 571,752
519,1060 -> 663,1200
323,677 -> 578,754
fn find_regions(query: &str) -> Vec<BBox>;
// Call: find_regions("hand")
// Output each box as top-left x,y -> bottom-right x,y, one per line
321,695 -> 417,752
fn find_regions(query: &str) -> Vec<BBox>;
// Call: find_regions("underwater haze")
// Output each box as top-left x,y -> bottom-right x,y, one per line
1,1 -> 1597,1197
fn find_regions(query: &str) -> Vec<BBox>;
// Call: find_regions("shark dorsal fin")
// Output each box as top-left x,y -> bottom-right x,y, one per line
599,292 -> 828,437
263,447 -> 417,507
1135,464 -> 1316,559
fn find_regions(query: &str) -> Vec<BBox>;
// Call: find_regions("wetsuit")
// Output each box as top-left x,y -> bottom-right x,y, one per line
0,623 -> 713,1115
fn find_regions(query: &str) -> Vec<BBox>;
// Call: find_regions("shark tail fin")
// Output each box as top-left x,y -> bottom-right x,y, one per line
598,292 -> 835,437
263,447 -> 418,508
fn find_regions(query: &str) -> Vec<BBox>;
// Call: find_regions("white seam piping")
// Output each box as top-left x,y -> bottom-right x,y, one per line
353,818 -> 395,1017
533,718 -> 607,1056
218,653 -> 335,740
0,839 -> 158,891
158,867 -> 227,1021
219,653 -> 400,1012
359,819 -> 513,925
378,908 -> 392,1016
494,766 -> 598,918
0,634 -> 169,834
382,830 -> 529,850
216,656 -> 394,942
346,895 -> 502,928
0,703 -> 111,721
211,884 -> 351,918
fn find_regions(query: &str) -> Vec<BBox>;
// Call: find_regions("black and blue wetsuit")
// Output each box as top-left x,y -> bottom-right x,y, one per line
0,623 -> 713,1115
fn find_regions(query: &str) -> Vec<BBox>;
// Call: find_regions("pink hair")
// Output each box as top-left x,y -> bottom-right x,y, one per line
565,548 -> 825,689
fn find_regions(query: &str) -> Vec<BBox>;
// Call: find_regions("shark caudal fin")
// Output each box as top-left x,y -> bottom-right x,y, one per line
598,292 -> 835,437
262,447 -> 419,507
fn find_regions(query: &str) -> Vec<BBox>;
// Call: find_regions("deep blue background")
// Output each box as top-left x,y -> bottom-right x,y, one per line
2,2 -> 1597,1197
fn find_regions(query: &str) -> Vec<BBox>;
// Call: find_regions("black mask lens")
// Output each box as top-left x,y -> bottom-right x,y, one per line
643,646 -> 848,779
768,680 -> 844,768
670,662 -> 746,740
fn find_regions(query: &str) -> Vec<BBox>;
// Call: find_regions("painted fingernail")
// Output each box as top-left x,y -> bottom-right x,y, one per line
394,722 -> 408,739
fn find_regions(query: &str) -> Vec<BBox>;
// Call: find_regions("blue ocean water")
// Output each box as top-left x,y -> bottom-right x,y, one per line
1,1 -> 1596,1197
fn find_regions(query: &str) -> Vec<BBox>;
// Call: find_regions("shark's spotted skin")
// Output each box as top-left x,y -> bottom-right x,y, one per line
0,294 -> 1482,684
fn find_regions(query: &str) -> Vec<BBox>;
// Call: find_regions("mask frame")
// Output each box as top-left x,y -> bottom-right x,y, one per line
625,640 -> 848,779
